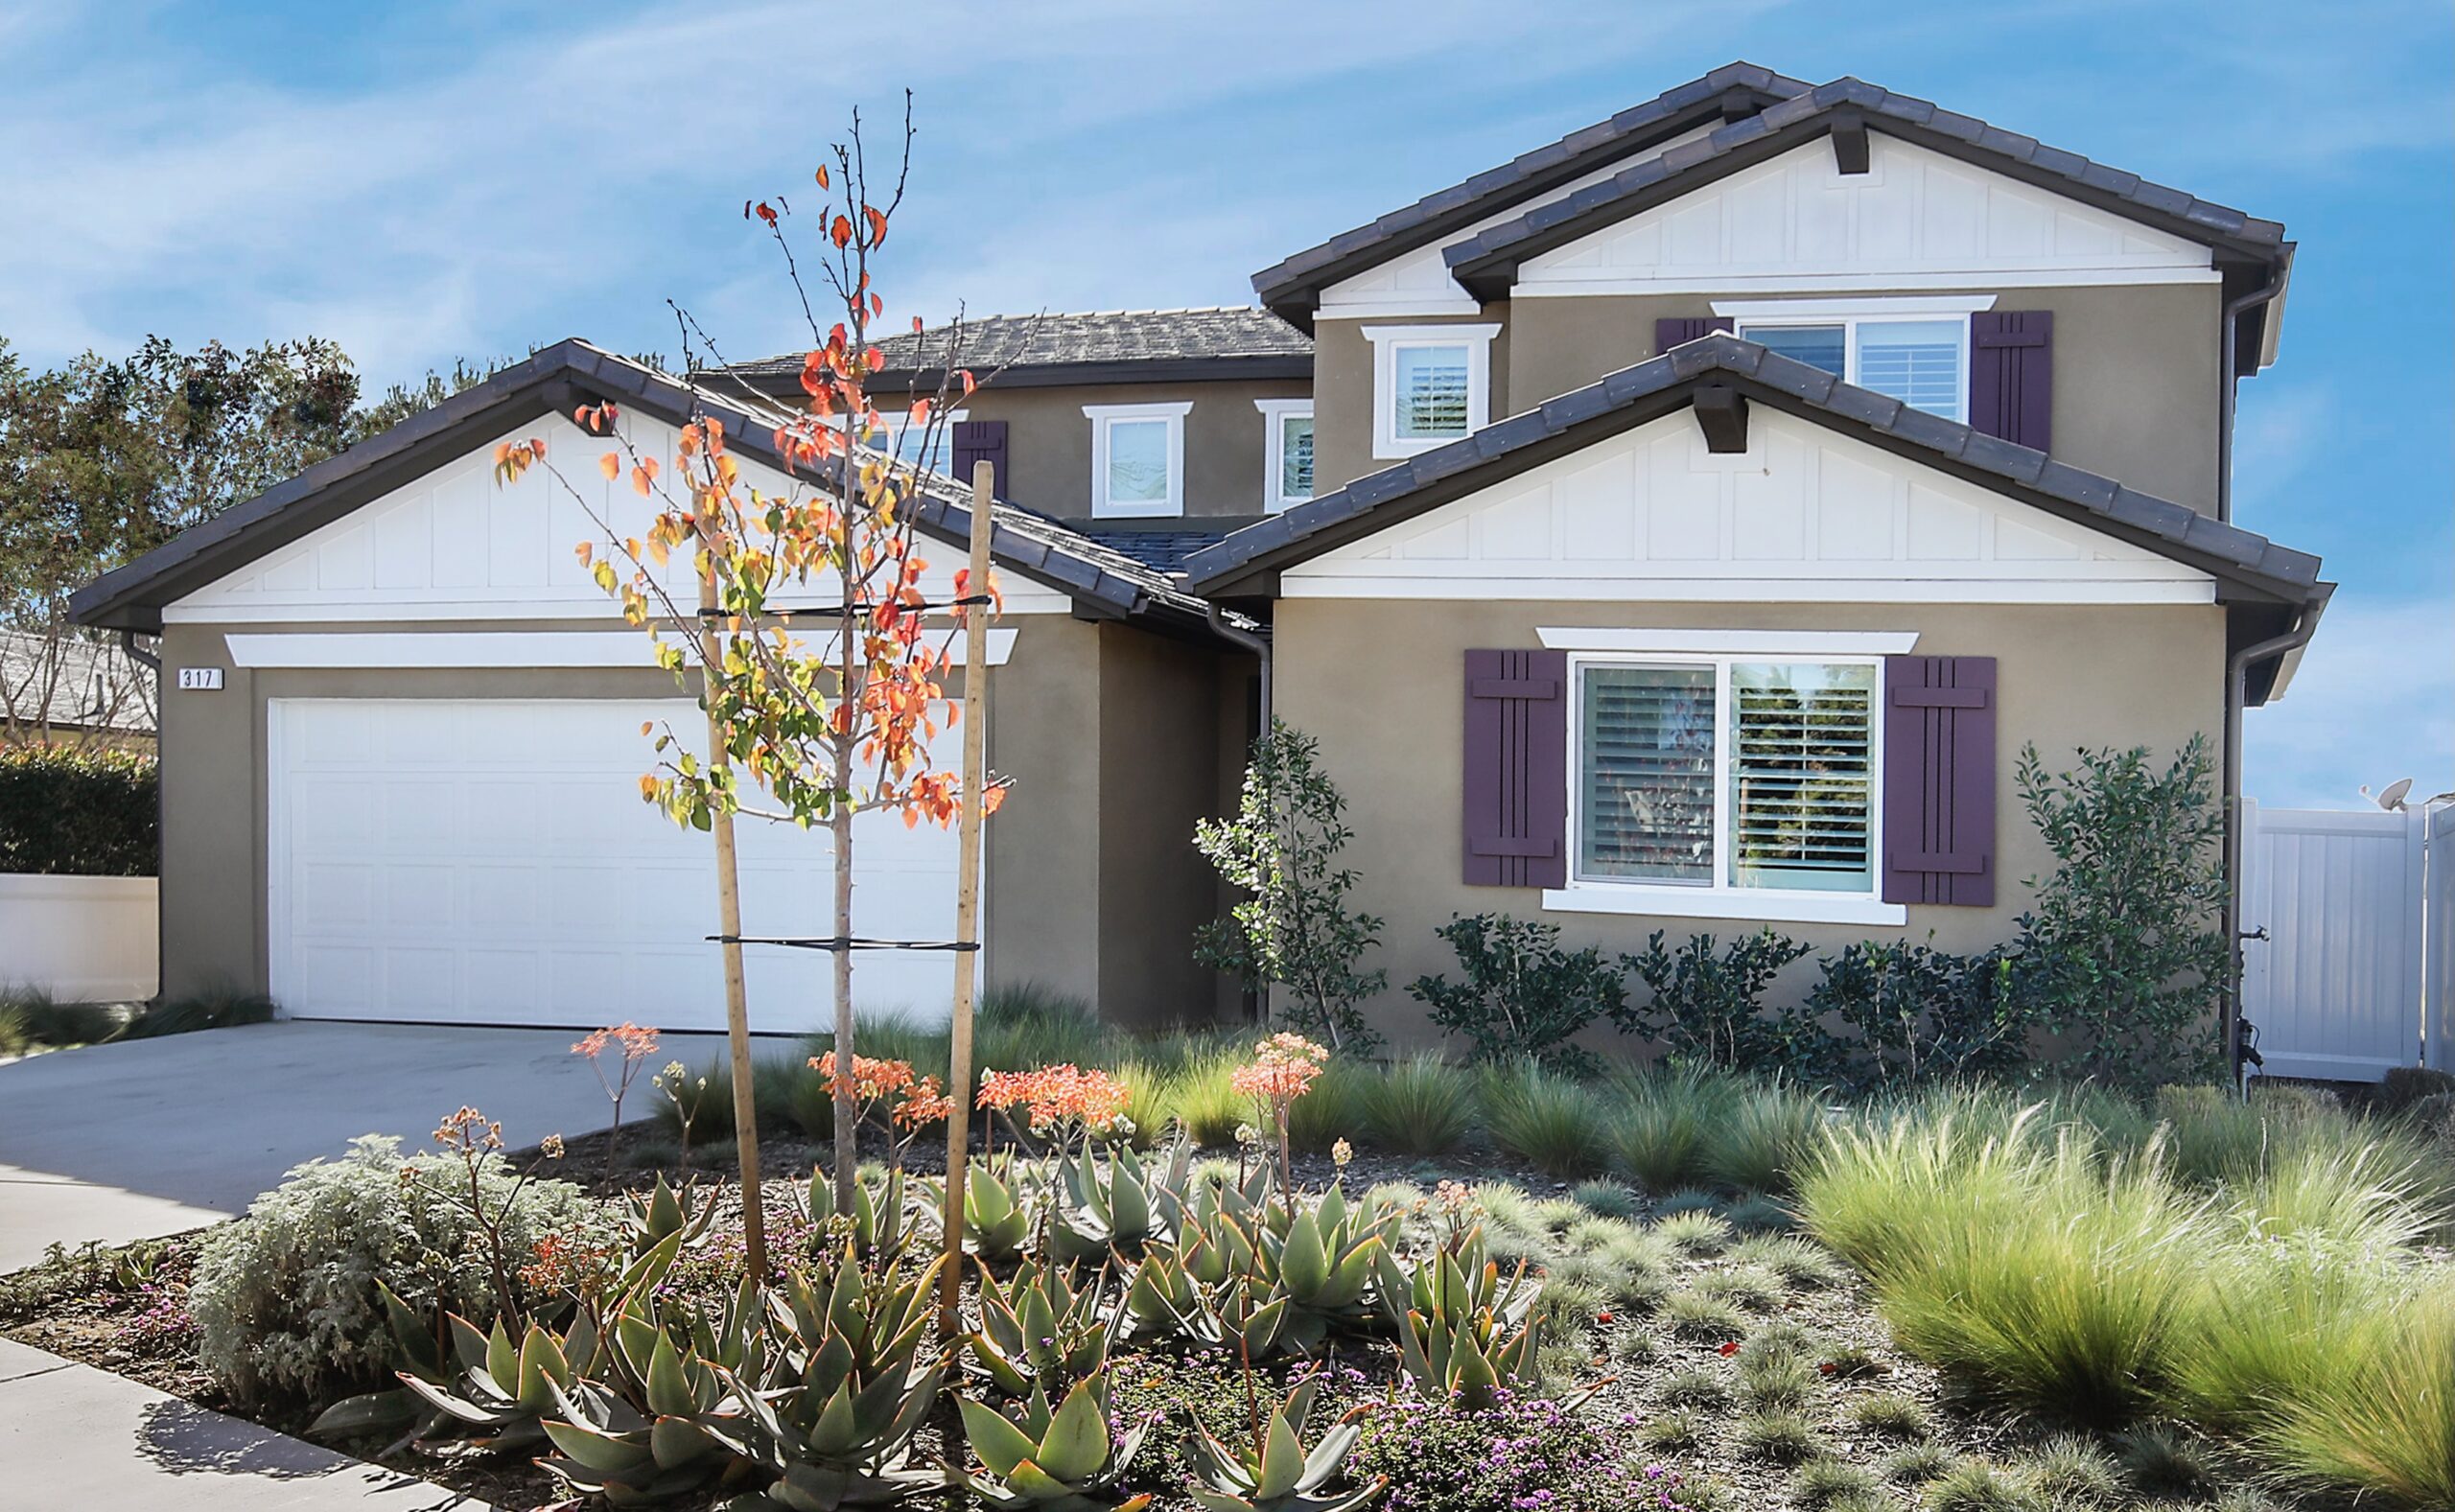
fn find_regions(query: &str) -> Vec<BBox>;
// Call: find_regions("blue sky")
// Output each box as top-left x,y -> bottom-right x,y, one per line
2,0 -> 2445,807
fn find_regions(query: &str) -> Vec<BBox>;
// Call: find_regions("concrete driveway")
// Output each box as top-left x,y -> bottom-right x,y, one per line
0,1021 -> 736,1271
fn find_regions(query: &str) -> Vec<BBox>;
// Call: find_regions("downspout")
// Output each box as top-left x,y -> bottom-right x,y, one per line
118,628 -> 160,673
2217,270 -> 2286,524
2223,606 -> 2321,1086
1205,603 -> 1272,733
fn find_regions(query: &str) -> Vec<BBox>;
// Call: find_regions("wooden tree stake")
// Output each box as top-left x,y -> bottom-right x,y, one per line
701,568 -> 766,1279
939,459 -> 994,1337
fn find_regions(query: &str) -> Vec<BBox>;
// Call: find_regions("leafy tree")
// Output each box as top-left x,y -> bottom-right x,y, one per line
1194,720 -> 1387,1053
0,336 -> 495,747
499,101 -> 998,1245
1613,929 -> 1818,1077
1409,913 -> 1625,1073
2012,736 -> 2230,1085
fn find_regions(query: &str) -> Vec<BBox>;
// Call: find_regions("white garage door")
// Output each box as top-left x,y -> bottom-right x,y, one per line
269,699 -> 964,1032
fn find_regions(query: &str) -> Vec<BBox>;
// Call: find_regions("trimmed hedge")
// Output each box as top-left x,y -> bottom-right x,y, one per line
0,747 -> 157,876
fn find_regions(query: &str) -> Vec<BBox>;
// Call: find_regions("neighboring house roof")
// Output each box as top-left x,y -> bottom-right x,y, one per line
724,309 -> 1312,390
1181,334 -> 2328,699
1075,527 -> 1234,577
0,630 -> 153,735
1252,61 -> 1815,329
68,339 -> 1228,639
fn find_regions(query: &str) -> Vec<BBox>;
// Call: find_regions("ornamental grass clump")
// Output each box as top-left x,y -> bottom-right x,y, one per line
1699,1079 -> 1830,1195
1356,1052 -> 1477,1156
1478,1059 -> 1611,1179
1606,1063 -> 1736,1193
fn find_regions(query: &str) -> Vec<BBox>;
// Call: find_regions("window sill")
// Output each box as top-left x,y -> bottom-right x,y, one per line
1089,500 -> 1183,520
1540,886 -> 1907,927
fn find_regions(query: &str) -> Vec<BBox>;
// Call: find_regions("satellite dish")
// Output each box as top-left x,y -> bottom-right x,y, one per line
2372,778 -> 2415,812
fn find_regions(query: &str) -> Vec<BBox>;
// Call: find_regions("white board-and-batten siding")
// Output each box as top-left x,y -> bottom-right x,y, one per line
166,411 -> 1072,626
1281,406 -> 2216,604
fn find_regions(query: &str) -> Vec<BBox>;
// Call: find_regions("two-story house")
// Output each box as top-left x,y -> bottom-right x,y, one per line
72,63 -> 2327,1047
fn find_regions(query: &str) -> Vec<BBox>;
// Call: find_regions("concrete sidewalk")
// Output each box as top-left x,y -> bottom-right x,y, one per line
0,1337 -> 493,1508
0,1020 -> 737,1270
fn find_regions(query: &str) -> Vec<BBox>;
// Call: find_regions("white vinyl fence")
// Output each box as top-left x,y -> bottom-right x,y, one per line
2238,800 -> 2448,1082
0,872 -> 159,1003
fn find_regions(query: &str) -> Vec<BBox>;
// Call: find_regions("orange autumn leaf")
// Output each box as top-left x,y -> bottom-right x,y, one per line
862,205 -> 887,246
814,163 -> 830,189
830,214 -> 853,248
599,453 -> 620,481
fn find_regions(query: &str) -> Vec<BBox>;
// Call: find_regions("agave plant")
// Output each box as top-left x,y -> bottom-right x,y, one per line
1372,1221 -> 1535,1336
624,1173 -> 722,1250
806,1163 -> 924,1263
1393,1302 -> 1582,1412
957,1157 -> 1035,1264
953,1371 -> 1154,1511
1048,1137 -> 1194,1263
1183,1379 -> 1385,1512
1174,1187 -> 1392,1356
537,1327 -> 749,1504
970,1259 -> 1123,1398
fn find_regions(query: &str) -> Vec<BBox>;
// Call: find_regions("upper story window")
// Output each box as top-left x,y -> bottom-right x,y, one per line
1255,398 -> 1314,513
1715,296 -> 1996,426
1363,323 -> 1500,459
1083,401 -> 1192,518
1574,654 -> 1879,898
855,409 -> 967,476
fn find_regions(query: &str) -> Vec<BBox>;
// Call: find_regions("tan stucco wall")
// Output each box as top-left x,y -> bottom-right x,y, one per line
154,613 -> 1232,1027
1311,305 -> 1512,498
1505,284 -> 2224,513
958,379 -> 1310,523
1272,596 -> 2228,1050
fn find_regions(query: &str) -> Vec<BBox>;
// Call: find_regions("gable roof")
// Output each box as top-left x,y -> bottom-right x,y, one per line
1181,333 -> 2328,624
1444,79 -> 2288,304
1252,62 -> 1814,329
68,339 -> 1226,638
725,309 -> 1311,391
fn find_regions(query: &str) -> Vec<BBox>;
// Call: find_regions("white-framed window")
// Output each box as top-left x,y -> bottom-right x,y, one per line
1714,296 -> 1994,425
854,407 -> 967,476
1255,398 -> 1314,513
1083,401 -> 1192,518
1362,322 -> 1499,459
1544,630 -> 1908,926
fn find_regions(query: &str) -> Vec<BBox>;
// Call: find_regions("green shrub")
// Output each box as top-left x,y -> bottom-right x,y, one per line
1193,720 -> 1388,1054
0,984 -> 123,1052
2013,737 -> 2229,1086
122,986 -> 275,1038
1480,1059 -> 1610,1178
1614,928 -> 1817,1076
2376,1064 -> 2455,1116
189,1135 -> 596,1404
0,745 -> 156,876
1700,1081 -> 1829,1194
1357,1051 -> 1478,1156
1808,939 -> 2032,1091
1409,913 -> 1624,1073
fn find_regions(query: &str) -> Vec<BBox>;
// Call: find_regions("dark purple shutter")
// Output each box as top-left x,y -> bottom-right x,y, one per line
1655,316 -> 1734,354
1882,656 -> 1998,907
1462,649 -> 1569,888
950,420 -> 1008,491
1969,313 -> 2052,452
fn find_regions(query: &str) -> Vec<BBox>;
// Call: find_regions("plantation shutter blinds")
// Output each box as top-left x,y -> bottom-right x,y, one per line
1578,666 -> 1715,882
1882,655 -> 1999,906
1968,312 -> 2053,452
1856,320 -> 1967,422
1728,663 -> 1878,891
951,420 -> 1008,491
1654,316 -> 1735,353
1394,345 -> 1472,440
1280,412 -> 1315,500
1461,649 -> 1569,888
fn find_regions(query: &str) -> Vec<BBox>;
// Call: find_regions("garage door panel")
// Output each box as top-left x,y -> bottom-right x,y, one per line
271,698 -> 964,1032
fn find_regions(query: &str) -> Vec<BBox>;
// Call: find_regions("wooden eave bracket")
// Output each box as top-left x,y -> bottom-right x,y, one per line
1693,384 -> 1749,454
1830,107 -> 1871,175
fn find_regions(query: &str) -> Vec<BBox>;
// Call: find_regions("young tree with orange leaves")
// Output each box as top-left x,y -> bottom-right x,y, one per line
495,98 -> 1005,1260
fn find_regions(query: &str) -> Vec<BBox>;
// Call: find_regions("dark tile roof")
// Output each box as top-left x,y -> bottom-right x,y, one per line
1076,527 -> 1233,576
1181,333 -> 2326,611
724,309 -> 1311,384
1443,77 -> 2288,297
69,339 -> 1230,637
1252,61 -> 1814,325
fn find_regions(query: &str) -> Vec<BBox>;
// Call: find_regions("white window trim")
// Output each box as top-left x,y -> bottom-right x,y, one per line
1254,398 -> 1315,514
1537,628 -> 1920,657
1362,322 -> 1499,460
1083,402 -> 1192,518
1722,305 -> 1977,423
1549,649 -> 1906,928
